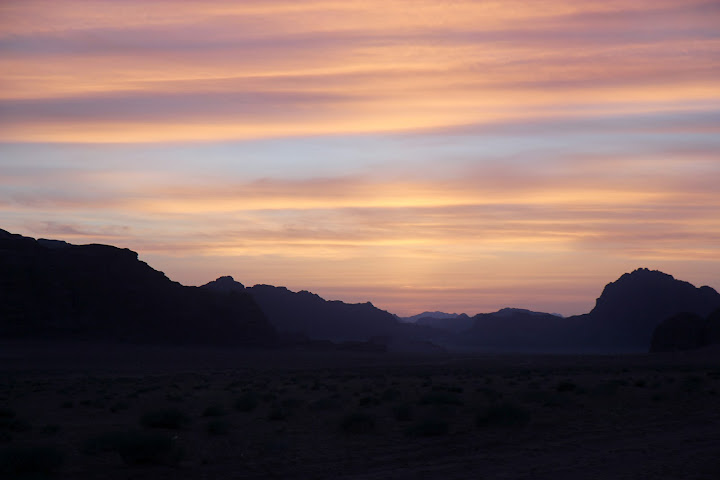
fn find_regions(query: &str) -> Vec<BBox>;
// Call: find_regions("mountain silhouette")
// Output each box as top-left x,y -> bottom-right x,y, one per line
583,268 -> 720,349
0,229 -> 275,345
402,311 -> 462,322
459,308 -> 577,352
458,269 -> 720,352
202,277 -> 443,349
412,313 -> 474,333
4,229 -> 719,354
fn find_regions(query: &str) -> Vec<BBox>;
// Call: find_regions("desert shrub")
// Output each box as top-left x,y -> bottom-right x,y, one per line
84,430 -> 182,465
405,417 -> 449,437
0,444 -> 64,476
591,381 -> 622,396
476,403 -> 530,428
358,396 -> 380,407
0,408 -> 15,419
235,392 -> 259,412
140,407 -> 190,429
165,393 -> 184,403
110,401 -> 130,413
202,405 -> 227,417
206,419 -> 230,435
476,387 -> 502,401
382,388 -> 401,402
0,407 -> 25,434
340,412 -> 376,434
280,397 -> 305,409
392,403 -> 413,422
679,375 -> 706,393
309,396 -> 342,411
0,415 -> 30,433
40,424 -> 61,435
267,405 -> 288,421
419,392 -> 463,406
555,381 -> 577,392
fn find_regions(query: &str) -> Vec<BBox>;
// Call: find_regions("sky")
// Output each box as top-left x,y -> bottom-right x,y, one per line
1,0 -> 719,317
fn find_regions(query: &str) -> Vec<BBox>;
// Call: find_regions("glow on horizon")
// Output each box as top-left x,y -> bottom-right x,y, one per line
1,0 -> 719,316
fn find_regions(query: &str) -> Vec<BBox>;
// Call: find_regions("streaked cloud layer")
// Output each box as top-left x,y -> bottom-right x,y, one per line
1,0 -> 719,315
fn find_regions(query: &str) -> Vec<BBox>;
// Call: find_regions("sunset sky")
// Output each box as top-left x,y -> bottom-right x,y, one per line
1,0 -> 719,316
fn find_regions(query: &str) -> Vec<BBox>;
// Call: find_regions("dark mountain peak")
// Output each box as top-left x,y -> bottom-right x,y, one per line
243,283 -> 412,343
591,268 -> 719,317
202,275 -> 245,292
1,230 -> 275,345
587,268 -> 720,349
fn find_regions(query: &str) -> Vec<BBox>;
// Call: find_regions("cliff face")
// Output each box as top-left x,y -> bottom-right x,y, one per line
585,268 -> 720,349
0,230 -> 275,346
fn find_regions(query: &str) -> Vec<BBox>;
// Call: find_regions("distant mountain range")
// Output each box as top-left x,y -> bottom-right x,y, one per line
202,276 -> 443,352
455,269 -> 720,352
3,229 -> 719,353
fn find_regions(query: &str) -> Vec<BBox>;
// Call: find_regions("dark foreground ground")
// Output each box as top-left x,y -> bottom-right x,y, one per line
1,341 -> 720,479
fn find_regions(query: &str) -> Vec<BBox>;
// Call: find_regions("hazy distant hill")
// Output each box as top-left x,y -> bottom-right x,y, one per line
402,311 -> 462,322
460,308 -> 578,352
412,313 -> 474,333
0,229 -> 275,345
203,277 -> 443,349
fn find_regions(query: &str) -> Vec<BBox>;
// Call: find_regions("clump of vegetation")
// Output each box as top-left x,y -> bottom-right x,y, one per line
206,419 -> 231,435
555,380 -> 577,392
109,401 -> 130,413
0,408 -> 15,419
392,403 -> 413,422
340,412 -> 376,434
382,388 -> 401,402
267,404 -> 289,421
235,392 -> 259,412
358,396 -> 380,407
84,430 -> 183,466
309,395 -> 342,411
679,375 -> 706,394
0,444 -> 65,476
476,387 -> 502,401
476,402 -> 530,428
405,417 -> 449,437
419,392 -> 463,406
202,405 -> 227,417
140,407 -> 190,429
40,424 -> 61,435
280,397 -> 305,410
0,408 -> 30,433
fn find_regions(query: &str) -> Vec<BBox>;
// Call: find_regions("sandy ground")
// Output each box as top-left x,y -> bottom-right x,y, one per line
1,341 -> 719,479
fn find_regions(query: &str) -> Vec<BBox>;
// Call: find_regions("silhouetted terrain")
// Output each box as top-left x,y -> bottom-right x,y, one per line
582,268 -> 720,350
3,230 -> 720,478
650,308 -> 720,352
3,230 -> 719,354
459,270 -> 720,353
410,313 -> 475,333
0,230 -> 275,345
2,344 -> 720,479
203,276 -> 443,351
